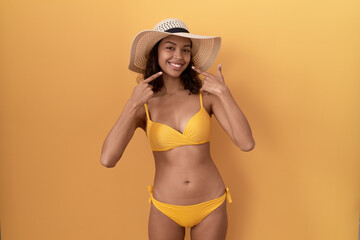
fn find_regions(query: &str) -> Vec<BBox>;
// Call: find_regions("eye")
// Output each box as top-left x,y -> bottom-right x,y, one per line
183,49 -> 191,53
166,46 -> 175,50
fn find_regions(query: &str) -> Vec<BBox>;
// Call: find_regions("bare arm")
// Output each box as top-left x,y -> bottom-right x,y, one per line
211,87 -> 255,151
100,71 -> 163,168
100,101 -> 143,168
193,65 -> 255,151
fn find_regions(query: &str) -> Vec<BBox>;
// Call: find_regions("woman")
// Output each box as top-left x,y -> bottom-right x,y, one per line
100,19 -> 255,240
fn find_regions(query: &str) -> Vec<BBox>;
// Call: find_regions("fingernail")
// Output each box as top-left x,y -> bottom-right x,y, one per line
159,71 -> 163,75
191,66 -> 195,69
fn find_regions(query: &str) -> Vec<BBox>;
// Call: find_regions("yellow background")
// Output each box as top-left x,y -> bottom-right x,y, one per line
1,0 -> 359,239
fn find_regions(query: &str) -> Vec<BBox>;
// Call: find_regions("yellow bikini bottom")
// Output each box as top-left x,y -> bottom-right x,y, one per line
148,185 -> 232,228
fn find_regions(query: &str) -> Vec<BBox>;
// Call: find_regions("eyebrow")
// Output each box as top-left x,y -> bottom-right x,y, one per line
164,41 -> 191,48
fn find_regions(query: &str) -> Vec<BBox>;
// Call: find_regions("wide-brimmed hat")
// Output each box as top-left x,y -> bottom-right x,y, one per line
128,18 -> 221,73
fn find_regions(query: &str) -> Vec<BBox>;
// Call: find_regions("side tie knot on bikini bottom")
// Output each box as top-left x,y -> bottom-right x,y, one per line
148,185 -> 232,228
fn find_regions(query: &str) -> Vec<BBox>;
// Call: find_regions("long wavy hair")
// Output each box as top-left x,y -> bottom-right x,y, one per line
139,39 -> 202,95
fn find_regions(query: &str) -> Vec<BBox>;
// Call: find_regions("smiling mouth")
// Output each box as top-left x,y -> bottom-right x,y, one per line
169,62 -> 183,70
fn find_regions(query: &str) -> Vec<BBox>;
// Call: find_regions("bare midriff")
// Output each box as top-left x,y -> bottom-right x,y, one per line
151,142 -> 225,206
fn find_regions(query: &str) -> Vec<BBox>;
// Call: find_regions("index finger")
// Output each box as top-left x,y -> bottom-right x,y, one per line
191,66 -> 211,77
142,71 -> 163,84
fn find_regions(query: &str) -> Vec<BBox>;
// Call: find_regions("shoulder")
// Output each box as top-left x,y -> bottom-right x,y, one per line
137,92 -> 164,131
201,91 -> 216,116
134,103 -> 147,132
146,91 -> 164,108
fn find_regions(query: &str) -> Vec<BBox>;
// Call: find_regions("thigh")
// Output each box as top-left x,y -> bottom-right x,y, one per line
190,200 -> 228,240
148,203 -> 185,240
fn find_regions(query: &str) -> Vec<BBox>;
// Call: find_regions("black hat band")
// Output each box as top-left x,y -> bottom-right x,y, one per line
165,28 -> 190,33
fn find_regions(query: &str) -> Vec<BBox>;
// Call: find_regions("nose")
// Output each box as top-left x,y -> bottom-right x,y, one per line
173,49 -> 183,60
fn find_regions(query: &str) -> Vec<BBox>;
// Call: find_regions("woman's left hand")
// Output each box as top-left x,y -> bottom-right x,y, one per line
192,64 -> 229,96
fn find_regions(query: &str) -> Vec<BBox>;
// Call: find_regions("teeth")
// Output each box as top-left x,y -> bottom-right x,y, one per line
170,63 -> 181,68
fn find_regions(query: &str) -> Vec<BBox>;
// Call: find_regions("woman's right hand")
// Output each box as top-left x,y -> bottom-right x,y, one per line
128,71 -> 163,108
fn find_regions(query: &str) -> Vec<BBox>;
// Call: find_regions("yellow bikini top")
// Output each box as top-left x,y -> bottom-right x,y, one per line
144,92 -> 211,151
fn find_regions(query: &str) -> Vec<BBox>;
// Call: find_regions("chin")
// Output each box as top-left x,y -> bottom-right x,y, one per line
163,66 -> 188,79
160,68 -> 183,78
164,71 -> 183,79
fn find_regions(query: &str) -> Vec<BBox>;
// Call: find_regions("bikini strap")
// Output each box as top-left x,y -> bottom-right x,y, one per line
199,92 -> 204,108
225,187 -> 233,203
144,103 -> 150,120
148,185 -> 153,204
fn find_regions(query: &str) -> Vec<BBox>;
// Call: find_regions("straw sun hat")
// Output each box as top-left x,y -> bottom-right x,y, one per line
128,18 -> 221,73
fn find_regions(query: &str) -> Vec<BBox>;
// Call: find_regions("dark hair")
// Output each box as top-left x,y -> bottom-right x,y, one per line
140,39 -> 202,94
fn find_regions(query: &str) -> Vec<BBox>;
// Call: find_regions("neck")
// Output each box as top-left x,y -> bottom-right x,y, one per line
161,74 -> 184,95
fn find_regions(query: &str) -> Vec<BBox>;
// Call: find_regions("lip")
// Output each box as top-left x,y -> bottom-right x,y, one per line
168,62 -> 183,70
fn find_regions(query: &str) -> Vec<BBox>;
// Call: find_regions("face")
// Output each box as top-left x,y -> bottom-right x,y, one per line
157,35 -> 192,79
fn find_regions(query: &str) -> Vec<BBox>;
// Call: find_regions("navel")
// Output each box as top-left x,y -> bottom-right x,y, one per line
184,180 -> 190,184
